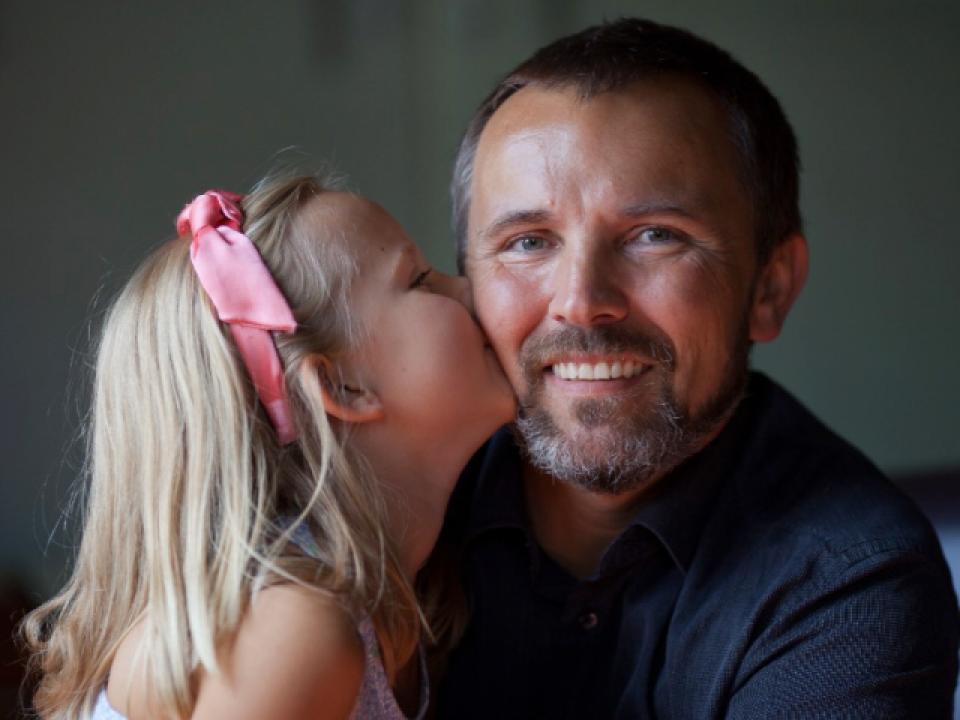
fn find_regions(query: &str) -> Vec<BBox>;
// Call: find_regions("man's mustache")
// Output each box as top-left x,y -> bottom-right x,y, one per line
519,324 -> 676,380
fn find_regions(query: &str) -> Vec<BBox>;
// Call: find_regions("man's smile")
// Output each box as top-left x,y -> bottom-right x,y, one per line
549,358 -> 651,381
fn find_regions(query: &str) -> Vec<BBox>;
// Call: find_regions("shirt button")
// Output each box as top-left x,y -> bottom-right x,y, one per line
578,612 -> 599,630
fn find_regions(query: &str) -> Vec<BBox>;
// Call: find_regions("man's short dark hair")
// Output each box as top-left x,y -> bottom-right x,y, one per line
452,18 -> 801,271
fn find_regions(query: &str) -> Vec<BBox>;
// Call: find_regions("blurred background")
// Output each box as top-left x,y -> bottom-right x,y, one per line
2,0 -> 958,714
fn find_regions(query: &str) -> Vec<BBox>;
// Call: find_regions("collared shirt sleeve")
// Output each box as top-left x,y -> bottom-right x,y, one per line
727,541 -> 959,719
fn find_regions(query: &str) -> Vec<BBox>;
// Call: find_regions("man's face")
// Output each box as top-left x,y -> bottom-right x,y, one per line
465,78 -> 761,492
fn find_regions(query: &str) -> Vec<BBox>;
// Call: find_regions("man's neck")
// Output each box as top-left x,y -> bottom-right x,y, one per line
522,466 -> 655,579
521,418 -> 732,579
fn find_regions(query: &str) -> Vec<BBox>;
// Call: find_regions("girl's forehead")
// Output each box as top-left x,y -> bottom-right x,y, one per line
309,193 -> 405,245
305,193 -> 420,279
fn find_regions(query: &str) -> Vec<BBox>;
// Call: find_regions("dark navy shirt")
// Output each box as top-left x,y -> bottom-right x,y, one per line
437,373 -> 959,719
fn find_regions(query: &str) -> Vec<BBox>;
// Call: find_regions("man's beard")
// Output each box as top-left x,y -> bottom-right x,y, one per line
514,320 -> 750,494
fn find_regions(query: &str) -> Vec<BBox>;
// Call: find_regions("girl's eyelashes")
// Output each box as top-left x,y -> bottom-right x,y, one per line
410,268 -> 432,289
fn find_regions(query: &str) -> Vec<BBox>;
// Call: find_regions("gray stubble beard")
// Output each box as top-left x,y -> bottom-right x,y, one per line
514,323 -> 751,495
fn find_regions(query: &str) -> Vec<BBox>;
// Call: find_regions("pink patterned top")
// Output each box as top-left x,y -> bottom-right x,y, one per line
351,614 -> 429,719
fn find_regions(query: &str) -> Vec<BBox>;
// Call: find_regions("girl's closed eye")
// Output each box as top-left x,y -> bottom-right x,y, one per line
410,268 -> 432,289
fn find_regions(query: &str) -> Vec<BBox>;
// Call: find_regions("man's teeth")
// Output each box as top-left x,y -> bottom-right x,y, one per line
551,361 -> 643,380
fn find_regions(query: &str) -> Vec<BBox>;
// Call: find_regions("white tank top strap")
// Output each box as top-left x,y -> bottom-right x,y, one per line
90,688 -> 125,719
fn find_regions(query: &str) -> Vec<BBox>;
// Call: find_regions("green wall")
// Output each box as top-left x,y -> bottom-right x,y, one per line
2,0 -> 958,597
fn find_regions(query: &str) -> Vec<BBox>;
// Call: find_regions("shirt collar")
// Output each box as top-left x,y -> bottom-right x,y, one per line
462,374 -> 765,573
621,393 -> 756,573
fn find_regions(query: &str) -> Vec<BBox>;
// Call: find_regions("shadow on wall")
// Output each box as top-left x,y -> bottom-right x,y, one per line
896,469 -> 960,591
894,468 -> 960,720
895,469 -> 960,720
1,580 -> 34,720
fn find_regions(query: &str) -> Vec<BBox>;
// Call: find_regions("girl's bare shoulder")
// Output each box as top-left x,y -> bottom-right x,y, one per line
193,584 -> 364,719
109,585 -> 365,720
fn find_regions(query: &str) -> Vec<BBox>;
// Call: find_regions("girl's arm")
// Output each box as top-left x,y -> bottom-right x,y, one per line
190,584 -> 364,720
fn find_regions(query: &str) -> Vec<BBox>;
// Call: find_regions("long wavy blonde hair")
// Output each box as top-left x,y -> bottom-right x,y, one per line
21,174 -> 424,719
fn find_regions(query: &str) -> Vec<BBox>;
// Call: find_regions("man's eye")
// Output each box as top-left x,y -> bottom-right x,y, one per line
638,227 -> 678,244
509,235 -> 548,252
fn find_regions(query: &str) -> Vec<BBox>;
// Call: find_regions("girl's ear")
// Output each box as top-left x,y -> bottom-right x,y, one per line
748,233 -> 809,343
306,355 -> 384,424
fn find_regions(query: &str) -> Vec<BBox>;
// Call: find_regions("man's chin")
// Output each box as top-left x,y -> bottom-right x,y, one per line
543,422 -> 630,457
514,409 -> 681,494
513,379 -> 742,494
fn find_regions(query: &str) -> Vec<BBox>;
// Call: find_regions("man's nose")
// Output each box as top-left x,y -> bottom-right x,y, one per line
548,248 -> 628,326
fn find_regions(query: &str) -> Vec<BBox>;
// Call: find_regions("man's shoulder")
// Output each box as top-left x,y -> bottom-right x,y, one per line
728,373 -> 941,562
686,373 -> 950,625
666,376 -> 958,715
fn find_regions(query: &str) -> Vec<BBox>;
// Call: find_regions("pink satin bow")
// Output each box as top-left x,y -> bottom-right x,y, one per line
177,190 -> 298,445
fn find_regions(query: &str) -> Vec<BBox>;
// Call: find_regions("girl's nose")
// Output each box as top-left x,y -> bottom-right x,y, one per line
436,271 -> 475,313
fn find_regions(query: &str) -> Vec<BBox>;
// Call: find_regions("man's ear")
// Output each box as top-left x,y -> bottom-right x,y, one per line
749,233 -> 809,343
304,355 -> 384,424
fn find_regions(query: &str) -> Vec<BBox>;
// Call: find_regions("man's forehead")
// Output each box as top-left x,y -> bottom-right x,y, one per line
462,78 -> 756,264
470,82 -> 738,206
472,82 -> 735,203
480,76 -> 728,143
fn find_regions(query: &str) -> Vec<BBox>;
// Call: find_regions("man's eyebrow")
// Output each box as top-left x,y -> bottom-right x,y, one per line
477,209 -> 553,241
477,203 -> 700,241
621,201 -> 697,219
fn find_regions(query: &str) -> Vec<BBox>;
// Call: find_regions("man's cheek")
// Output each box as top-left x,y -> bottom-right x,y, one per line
479,313 -> 526,393
475,274 -> 522,339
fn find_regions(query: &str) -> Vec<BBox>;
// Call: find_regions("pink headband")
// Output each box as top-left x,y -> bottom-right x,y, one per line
176,190 -> 298,445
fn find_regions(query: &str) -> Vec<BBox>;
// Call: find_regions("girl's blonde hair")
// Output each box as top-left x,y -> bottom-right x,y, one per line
22,174 -> 422,718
